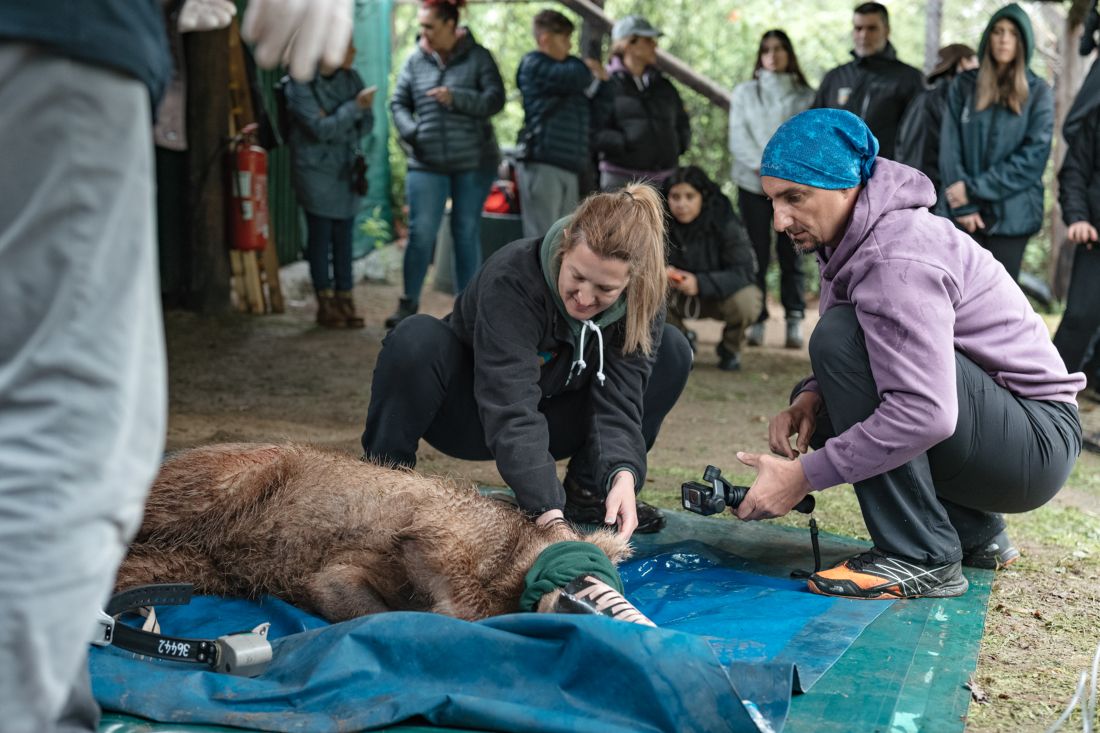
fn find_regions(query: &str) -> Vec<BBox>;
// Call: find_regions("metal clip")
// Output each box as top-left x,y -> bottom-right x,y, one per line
91,609 -> 115,647
213,625 -> 272,677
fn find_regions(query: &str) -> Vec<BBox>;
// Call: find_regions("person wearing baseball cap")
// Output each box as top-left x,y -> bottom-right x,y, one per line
593,14 -> 690,191
730,108 -> 1083,600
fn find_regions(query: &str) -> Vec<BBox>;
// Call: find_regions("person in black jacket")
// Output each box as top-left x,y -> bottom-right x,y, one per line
812,2 -> 924,161
387,0 -> 505,328
1053,63 -> 1100,396
894,43 -> 977,200
594,15 -> 691,190
515,10 -> 611,238
662,167 -> 762,372
362,184 -> 693,537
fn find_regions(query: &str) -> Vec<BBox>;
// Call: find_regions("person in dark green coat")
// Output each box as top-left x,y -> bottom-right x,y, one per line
939,3 -> 1053,282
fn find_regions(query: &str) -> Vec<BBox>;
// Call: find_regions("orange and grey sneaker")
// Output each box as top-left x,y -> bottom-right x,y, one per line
807,548 -> 969,599
962,530 -> 1020,570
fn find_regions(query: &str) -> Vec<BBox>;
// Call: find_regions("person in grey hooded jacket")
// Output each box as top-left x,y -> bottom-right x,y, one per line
939,4 -> 1053,283
387,0 -> 504,328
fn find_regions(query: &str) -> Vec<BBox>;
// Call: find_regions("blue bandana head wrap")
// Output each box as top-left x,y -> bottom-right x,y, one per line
760,109 -> 879,190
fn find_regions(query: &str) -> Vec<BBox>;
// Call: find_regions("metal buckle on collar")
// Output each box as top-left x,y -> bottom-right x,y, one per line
93,583 -> 272,677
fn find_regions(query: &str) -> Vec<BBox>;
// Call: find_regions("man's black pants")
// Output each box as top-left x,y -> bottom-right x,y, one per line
807,306 -> 1081,565
361,315 -> 693,492
1053,243 -> 1100,377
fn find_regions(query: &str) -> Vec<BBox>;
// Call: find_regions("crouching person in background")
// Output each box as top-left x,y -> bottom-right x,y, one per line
662,166 -> 762,372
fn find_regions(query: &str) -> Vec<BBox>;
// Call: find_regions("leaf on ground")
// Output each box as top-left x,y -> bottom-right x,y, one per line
967,677 -> 990,704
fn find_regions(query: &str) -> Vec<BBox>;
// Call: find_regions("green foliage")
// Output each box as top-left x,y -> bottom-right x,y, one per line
385,0 -> 1063,272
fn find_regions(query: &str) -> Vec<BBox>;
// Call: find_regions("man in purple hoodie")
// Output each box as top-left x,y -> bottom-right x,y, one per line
734,109 -> 1084,599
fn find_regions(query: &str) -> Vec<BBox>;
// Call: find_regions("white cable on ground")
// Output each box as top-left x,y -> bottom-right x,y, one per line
1044,638 -> 1100,733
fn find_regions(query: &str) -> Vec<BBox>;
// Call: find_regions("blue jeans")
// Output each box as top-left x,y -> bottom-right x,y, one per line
305,212 -> 354,292
404,168 -> 495,303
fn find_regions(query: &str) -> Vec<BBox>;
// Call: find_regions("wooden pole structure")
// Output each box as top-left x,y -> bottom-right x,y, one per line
557,0 -> 730,111
923,0 -> 943,75
184,26 -> 232,314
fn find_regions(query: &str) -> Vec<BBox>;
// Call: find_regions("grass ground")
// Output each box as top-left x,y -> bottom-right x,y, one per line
164,274 -> 1100,732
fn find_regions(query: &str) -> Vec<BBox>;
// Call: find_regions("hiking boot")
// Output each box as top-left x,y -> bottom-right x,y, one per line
716,343 -> 742,372
315,290 -> 346,329
562,475 -> 666,534
962,530 -> 1021,569
746,322 -> 765,347
384,297 -> 418,329
807,548 -> 969,599
785,318 -> 804,349
334,290 -> 365,329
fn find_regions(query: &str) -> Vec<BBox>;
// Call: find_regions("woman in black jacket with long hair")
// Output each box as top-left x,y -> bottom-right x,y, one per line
663,166 -> 761,371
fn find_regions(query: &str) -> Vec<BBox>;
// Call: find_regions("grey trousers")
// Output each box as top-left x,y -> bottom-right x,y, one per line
807,306 -> 1081,565
517,161 -> 579,239
0,44 -> 167,733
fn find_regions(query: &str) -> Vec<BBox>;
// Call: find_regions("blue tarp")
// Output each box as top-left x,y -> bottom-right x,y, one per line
91,521 -> 893,733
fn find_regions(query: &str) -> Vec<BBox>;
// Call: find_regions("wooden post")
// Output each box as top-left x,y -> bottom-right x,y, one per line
924,0 -> 943,75
557,0 -> 730,111
184,26 -> 232,314
578,0 -> 605,62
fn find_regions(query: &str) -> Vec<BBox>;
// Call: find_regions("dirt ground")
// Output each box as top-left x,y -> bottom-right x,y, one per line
165,269 -> 1100,732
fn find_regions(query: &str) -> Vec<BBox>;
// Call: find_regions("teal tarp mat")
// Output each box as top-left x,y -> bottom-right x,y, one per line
91,599 -> 781,733
631,511 -> 993,732
95,511 -> 991,733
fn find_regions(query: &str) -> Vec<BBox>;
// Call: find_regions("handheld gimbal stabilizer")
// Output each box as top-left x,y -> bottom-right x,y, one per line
681,465 -> 815,516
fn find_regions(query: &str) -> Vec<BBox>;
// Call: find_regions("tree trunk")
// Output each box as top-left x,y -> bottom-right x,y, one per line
924,0 -> 943,75
184,27 -> 232,314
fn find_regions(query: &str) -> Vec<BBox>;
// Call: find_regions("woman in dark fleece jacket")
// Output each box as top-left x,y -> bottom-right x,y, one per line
662,166 -> 761,371
939,3 -> 1053,282
747,109 -> 1082,601
361,184 -> 692,538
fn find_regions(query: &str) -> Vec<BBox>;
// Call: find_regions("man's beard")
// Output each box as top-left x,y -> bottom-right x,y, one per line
787,231 -> 821,255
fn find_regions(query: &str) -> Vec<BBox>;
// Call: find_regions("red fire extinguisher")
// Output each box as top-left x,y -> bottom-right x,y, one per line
230,125 -> 269,252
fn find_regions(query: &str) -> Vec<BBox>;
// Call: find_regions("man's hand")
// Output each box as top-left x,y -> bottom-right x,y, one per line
769,390 -> 820,459
242,0 -> 353,82
584,57 -> 610,81
426,86 -> 454,107
604,471 -> 638,539
955,212 -> 986,234
945,180 -> 969,209
1068,221 -> 1099,246
732,451 -> 813,521
357,85 -> 378,110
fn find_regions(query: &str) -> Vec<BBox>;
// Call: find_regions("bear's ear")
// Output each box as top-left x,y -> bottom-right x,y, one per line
583,528 -> 634,565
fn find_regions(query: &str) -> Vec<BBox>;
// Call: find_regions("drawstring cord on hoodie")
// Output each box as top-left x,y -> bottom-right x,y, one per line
571,320 -> 607,386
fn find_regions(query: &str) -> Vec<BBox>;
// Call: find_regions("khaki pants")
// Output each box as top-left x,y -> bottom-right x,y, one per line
666,285 -> 763,354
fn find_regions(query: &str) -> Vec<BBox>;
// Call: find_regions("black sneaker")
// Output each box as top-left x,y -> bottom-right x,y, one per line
562,476 -> 666,533
962,530 -> 1021,569
384,297 -> 418,329
716,343 -> 741,372
807,548 -> 969,599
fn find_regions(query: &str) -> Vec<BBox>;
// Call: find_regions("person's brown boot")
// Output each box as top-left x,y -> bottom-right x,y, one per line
315,290 -> 346,329
335,291 -> 365,329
